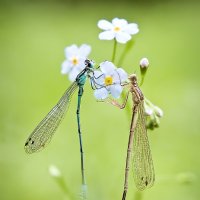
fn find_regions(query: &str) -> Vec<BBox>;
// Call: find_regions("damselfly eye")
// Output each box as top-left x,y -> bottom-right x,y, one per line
85,59 -> 95,69
84,59 -> 90,66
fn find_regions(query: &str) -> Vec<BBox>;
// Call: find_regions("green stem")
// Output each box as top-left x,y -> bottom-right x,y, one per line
139,76 -> 144,87
117,40 -> 135,66
55,176 -> 75,200
111,39 -> 117,63
144,97 -> 155,107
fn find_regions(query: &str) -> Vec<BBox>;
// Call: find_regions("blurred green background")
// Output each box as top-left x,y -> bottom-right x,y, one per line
1,0 -> 200,200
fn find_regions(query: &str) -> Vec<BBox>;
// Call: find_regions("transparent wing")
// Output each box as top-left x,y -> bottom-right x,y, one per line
132,101 -> 155,190
24,81 -> 78,154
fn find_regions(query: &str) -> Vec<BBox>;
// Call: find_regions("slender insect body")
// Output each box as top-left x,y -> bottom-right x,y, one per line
24,59 -> 94,153
129,74 -> 144,105
120,74 -> 155,199
24,59 -> 95,199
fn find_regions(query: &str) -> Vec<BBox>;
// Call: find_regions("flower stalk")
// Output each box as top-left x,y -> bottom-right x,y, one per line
112,39 -> 117,63
49,165 -> 75,200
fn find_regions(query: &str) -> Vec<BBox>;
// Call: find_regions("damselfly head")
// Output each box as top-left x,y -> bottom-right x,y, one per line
85,59 -> 95,69
128,74 -> 137,83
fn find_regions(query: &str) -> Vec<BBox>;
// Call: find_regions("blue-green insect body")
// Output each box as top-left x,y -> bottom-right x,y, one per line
24,59 -> 94,199
77,74 -> 87,86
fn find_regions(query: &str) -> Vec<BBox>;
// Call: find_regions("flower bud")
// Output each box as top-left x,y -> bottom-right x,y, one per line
139,57 -> 149,86
144,97 -> 163,130
140,57 -> 149,69
154,106 -> 164,118
49,165 -> 61,177
144,101 -> 153,116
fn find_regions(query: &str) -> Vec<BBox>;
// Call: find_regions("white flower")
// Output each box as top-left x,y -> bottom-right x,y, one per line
49,165 -> 61,177
61,44 -> 91,81
98,18 -> 139,44
140,57 -> 149,69
93,61 -> 128,99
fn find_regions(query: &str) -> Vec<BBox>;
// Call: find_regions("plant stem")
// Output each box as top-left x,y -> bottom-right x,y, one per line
55,176 -> 75,200
112,39 -> 117,63
139,76 -> 144,87
117,40 -> 134,66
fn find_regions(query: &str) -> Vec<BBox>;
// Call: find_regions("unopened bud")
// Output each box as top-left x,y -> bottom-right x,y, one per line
139,58 -> 149,86
154,106 -> 164,118
144,101 -> 153,116
140,58 -> 149,69
49,165 -> 61,177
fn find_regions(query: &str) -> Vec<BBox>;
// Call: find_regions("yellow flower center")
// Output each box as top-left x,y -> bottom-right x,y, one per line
114,26 -> 121,32
72,57 -> 79,65
104,76 -> 113,86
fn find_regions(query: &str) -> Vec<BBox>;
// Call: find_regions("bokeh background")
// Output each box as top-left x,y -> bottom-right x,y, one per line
0,0 -> 200,200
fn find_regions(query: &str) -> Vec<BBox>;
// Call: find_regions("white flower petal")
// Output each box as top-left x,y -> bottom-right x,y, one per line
93,70 -> 105,85
79,44 -> 91,57
145,107 -> 154,116
112,70 -> 121,84
98,19 -> 113,30
94,70 -> 103,77
112,18 -> 128,28
110,85 -> 123,98
124,23 -> 139,35
92,71 -> 105,89
99,31 -> 115,40
75,58 -> 86,70
94,88 -> 108,100
69,68 -> 80,82
61,60 -> 72,74
100,61 -> 116,75
112,18 -> 119,24
116,68 -> 128,82
64,45 -> 78,58
115,32 -> 131,44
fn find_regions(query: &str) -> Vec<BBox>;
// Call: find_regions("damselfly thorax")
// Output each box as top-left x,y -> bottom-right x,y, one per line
128,74 -> 144,105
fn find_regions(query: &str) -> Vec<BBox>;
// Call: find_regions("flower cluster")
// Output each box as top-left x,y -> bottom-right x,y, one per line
144,98 -> 163,130
60,18 -> 163,129
61,18 -> 138,84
